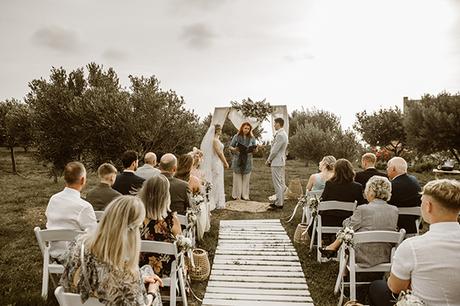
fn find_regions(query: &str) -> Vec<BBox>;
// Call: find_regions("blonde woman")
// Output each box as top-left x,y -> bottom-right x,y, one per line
60,195 -> 162,305
306,155 -> 336,191
138,175 -> 181,277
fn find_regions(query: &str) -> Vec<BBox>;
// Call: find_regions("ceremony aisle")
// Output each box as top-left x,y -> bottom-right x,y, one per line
202,219 -> 314,306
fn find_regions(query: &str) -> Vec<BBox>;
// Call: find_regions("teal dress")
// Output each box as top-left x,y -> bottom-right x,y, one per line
230,134 -> 256,175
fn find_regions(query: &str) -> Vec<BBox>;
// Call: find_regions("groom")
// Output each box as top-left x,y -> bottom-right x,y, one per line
266,117 -> 288,209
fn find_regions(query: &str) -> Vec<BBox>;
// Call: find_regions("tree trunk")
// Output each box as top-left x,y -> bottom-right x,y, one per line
51,166 -> 58,183
10,146 -> 17,174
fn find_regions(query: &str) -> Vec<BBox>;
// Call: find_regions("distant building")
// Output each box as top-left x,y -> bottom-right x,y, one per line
403,96 -> 421,113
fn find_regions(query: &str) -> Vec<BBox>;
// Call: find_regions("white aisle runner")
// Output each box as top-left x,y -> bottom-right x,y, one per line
202,219 -> 314,306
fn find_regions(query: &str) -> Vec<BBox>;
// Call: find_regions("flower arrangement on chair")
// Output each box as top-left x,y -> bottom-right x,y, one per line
336,226 -> 355,247
395,290 -> 426,306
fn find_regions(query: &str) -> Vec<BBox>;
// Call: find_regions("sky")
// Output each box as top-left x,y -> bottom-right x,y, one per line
1,0 -> 459,137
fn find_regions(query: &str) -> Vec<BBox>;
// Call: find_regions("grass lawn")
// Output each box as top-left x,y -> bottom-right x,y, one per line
0,149 -> 436,305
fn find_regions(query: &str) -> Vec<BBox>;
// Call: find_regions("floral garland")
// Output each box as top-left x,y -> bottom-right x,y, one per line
204,181 -> 212,202
396,290 -> 426,306
307,196 -> 320,217
230,98 -> 273,122
191,194 -> 205,206
336,226 -> 355,247
176,234 -> 193,253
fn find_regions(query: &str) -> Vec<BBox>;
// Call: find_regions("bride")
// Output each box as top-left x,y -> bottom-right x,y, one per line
201,124 -> 229,210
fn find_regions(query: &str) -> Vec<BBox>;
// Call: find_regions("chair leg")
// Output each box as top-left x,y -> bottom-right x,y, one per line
317,227 -> 322,263
177,268 -> 188,306
350,268 -> 356,301
309,219 -> 316,251
170,267 -> 177,306
42,257 -> 49,299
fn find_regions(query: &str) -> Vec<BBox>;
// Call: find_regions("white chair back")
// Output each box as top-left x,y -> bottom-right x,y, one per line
34,227 -> 84,299
335,229 -> 406,304
140,240 -> 188,306
176,214 -> 187,227
398,206 -> 422,235
55,286 -> 103,306
311,201 -> 357,262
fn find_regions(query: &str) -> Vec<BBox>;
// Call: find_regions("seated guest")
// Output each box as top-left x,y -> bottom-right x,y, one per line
320,176 -> 399,268
85,163 -> 121,211
369,179 -> 460,306
136,152 -> 161,180
175,154 -> 201,195
159,153 -> 191,215
46,161 -> 97,262
306,155 -> 336,191
320,159 -> 366,226
386,157 -> 421,234
138,175 -> 182,277
113,150 -> 145,195
355,153 -> 387,188
189,147 -> 205,181
60,196 -> 163,305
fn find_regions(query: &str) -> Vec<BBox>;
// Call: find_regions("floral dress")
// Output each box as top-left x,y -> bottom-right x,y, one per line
139,213 -> 176,277
60,237 -> 156,306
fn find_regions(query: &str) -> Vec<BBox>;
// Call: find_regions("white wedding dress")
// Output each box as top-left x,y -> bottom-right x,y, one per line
210,139 -> 226,210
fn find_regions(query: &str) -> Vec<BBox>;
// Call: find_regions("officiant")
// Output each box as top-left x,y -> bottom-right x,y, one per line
229,122 -> 258,201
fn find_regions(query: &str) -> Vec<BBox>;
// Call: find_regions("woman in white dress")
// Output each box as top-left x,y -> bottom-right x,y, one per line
200,124 -> 229,211
211,124 -> 229,209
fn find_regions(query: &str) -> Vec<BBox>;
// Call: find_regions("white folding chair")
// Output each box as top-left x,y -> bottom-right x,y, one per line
141,240 -> 188,306
94,211 -> 104,222
334,229 -> 406,305
55,286 -> 103,306
398,207 -> 421,237
34,227 -> 84,299
309,201 -> 357,262
287,189 -> 323,224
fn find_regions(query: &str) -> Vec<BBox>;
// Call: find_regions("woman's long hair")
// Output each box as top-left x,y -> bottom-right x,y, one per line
237,122 -> 254,137
85,195 -> 145,275
138,175 -> 171,220
175,154 -> 193,182
329,158 -> 355,184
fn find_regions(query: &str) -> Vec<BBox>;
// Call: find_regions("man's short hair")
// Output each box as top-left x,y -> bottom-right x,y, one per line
274,117 -> 284,127
144,152 -> 157,164
121,150 -> 138,169
63,162 -> 86,184
422,179 -> 460,213
97,163 -> 117,180
159,153 -> 177,172
362,153 -> 377,165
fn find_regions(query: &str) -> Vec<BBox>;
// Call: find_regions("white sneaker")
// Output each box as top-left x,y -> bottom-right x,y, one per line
268,194 -> 277,201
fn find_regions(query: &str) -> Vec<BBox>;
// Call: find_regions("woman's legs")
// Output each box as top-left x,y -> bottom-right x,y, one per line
232,173 -> 243,199
242,173 -> 251,200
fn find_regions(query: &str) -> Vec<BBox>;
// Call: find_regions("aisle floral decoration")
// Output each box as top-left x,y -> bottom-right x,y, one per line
336,226 -> 355,247
395,290 -> 426,306
230,98 -> 273,122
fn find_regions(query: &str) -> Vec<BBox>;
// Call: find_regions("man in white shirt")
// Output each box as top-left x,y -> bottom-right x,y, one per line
135,152 -> 160,180
46,161 -> 97,261
369,179 -> 460,306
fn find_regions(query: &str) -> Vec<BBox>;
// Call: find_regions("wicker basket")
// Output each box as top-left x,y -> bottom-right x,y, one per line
189,248 -> 210,281
293,223 -> 310,244
287,178 -> 303,199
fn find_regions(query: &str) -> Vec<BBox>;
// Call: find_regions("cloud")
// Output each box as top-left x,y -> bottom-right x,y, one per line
284,52 -> 315,62
102,48 -> 127,61
169,0 -> 226,13
31,25 -> 81,52
180,23 -> 216,49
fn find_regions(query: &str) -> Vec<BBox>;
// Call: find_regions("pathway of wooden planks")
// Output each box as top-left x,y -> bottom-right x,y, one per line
202,219 -> 314,306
